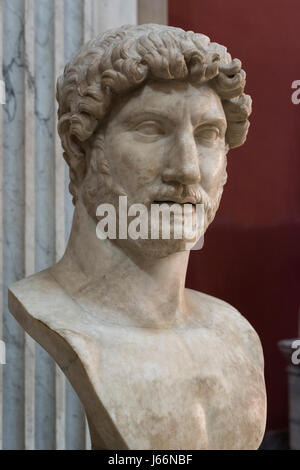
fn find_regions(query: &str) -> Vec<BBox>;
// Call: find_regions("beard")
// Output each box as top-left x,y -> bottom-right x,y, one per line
80,140 -> 227,258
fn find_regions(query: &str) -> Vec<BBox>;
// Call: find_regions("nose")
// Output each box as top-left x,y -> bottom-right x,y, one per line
162,129 -> 201,186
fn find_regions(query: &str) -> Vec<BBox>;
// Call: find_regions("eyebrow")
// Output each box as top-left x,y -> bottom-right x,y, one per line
125,108 -> 226,122
124,109 -> 178,126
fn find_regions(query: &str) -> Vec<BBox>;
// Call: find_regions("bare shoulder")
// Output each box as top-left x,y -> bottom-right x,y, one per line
8,267 -> 81,331
185,287 -> 264,368
9,268 -> 63,315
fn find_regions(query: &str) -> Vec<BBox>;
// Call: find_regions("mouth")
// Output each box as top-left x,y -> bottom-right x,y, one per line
152,200 -> 197,207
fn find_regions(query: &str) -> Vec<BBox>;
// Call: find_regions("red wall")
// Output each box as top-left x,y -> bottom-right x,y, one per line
169,0 -> 300,430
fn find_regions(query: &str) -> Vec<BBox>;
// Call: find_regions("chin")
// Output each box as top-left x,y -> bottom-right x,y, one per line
115,234 -> 203,259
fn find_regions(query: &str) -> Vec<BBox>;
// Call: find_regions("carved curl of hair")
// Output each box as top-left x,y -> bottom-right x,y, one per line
56,24 -> 252,204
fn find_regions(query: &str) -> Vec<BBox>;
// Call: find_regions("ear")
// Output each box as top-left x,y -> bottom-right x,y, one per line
58,114 -> 87,199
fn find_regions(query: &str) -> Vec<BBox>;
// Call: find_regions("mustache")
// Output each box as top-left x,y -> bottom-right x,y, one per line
147,183 -> 224,228
150,184 -> 208,206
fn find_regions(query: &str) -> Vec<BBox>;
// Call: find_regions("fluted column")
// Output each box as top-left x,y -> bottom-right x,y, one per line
2,0 -> 26,450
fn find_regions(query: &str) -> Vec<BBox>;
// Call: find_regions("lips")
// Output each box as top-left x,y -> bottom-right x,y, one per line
153,199 -> 197,206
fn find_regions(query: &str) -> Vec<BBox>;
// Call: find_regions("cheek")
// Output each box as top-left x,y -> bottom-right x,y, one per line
105,133 -> 164,191
200,149 -> 226,196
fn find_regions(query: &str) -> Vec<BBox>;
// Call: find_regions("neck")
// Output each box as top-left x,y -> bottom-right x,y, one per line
57,199 -> 191,328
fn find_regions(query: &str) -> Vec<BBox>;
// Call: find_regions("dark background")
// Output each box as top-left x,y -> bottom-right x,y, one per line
169,0 -> 300,431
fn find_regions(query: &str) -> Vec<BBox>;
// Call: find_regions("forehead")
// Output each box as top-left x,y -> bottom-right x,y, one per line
109,80 -> 226,125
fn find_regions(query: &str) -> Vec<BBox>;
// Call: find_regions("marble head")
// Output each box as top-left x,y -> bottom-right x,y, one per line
56,24 -> 252,256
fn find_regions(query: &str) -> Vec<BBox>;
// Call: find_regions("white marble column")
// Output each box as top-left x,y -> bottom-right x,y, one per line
0,0 -> 4,452
0,0 -> 168,450
2,0 -> 26,450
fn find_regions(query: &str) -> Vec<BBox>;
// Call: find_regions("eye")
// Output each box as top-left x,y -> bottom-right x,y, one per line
134,120 -> 165,137
194,126 -> 220,145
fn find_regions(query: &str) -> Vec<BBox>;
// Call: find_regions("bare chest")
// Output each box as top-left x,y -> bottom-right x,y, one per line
66,325 -> 266,450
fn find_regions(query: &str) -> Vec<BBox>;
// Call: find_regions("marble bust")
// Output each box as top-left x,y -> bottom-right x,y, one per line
8,24 -> 266,450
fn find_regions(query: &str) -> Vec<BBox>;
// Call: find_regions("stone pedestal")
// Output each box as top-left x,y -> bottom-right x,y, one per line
278,338 -> 300,450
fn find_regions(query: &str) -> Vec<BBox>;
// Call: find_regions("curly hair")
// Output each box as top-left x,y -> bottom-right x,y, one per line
56,24 -> 252,205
